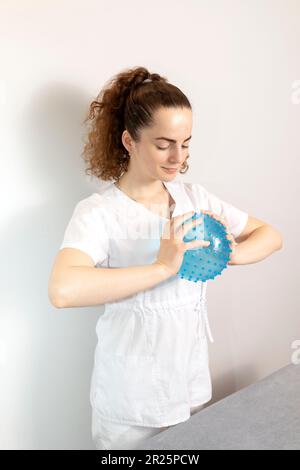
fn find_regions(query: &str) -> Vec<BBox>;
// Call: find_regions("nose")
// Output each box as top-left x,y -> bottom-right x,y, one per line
168,146 -> 186,165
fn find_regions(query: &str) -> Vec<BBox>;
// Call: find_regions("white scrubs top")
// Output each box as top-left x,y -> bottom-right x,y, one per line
59,180 -> 248,427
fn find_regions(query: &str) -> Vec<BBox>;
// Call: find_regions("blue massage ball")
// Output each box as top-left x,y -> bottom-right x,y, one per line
177,211 -> 233,282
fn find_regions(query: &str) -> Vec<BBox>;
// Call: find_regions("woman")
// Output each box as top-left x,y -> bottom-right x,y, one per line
48,66 -> 283,450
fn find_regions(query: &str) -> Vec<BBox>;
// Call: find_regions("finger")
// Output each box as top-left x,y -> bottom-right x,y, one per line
211,213 -> 223,223
207,212 -> 229,230
202,210 -> 222,223
172,211 -> 198,231
184,239 -> 210,251
202,209 -> 215,216
201,211 -> 233,242
175,216 -> 203,240
202,210 -> 221,223
162,212 -> 198,240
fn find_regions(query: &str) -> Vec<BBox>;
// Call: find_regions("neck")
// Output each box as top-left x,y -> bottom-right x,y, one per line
115,173 -> 169,201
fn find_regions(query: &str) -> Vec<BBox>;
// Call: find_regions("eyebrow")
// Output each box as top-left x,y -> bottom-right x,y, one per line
155,135 -> 192,143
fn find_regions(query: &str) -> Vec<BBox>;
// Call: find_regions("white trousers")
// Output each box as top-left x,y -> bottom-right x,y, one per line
92,404 -> 204,450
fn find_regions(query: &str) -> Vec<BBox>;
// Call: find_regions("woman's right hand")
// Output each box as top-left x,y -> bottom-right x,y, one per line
154,211 -> 211,277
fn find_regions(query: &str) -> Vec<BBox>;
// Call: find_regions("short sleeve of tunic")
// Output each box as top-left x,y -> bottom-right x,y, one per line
193,183 -> 248,239
59,194 -> 109,267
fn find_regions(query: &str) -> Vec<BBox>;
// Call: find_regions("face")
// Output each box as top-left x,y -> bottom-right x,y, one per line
122,107 -> 192,181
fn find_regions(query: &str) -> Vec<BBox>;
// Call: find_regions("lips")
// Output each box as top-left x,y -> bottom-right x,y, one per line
162,167 -> 178,174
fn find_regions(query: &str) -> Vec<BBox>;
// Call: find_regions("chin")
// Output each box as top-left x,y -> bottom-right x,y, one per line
164,174 -> 177,180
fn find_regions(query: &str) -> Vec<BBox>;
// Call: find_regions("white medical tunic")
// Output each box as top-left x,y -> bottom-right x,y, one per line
59,180 -> 248,427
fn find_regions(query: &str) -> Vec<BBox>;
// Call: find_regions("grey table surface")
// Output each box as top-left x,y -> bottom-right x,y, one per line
135,363 -> 300,450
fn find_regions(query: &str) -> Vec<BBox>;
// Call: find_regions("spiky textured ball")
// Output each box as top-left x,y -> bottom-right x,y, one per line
177,211 -> 233,282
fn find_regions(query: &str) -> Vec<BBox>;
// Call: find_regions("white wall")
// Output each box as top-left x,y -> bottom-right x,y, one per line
0,0 -> 299,449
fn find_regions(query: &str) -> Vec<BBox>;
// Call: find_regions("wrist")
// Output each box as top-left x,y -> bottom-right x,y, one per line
228,243 -> 241,265
152,261 -> 174,280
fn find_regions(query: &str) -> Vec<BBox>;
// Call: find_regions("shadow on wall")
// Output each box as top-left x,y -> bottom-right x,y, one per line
210,364 -> 258,405
0,82 -> 107,449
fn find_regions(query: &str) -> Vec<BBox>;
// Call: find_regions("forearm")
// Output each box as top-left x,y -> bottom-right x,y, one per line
228,225 -> 283,265
54,263 -> 171,308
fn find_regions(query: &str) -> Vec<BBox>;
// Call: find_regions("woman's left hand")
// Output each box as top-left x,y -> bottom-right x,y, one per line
201,210 -> 238,264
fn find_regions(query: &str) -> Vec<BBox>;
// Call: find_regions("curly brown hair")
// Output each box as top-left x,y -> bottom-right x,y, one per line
81,66 -> 192,181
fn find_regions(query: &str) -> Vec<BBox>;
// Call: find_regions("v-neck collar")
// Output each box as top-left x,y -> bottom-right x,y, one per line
112,180 -> 181,220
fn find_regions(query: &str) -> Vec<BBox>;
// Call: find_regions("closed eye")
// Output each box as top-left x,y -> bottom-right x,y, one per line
157,146 -> 189,150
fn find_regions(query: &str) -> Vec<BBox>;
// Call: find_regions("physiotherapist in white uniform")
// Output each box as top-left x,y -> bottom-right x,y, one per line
51,68 -> 281,450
